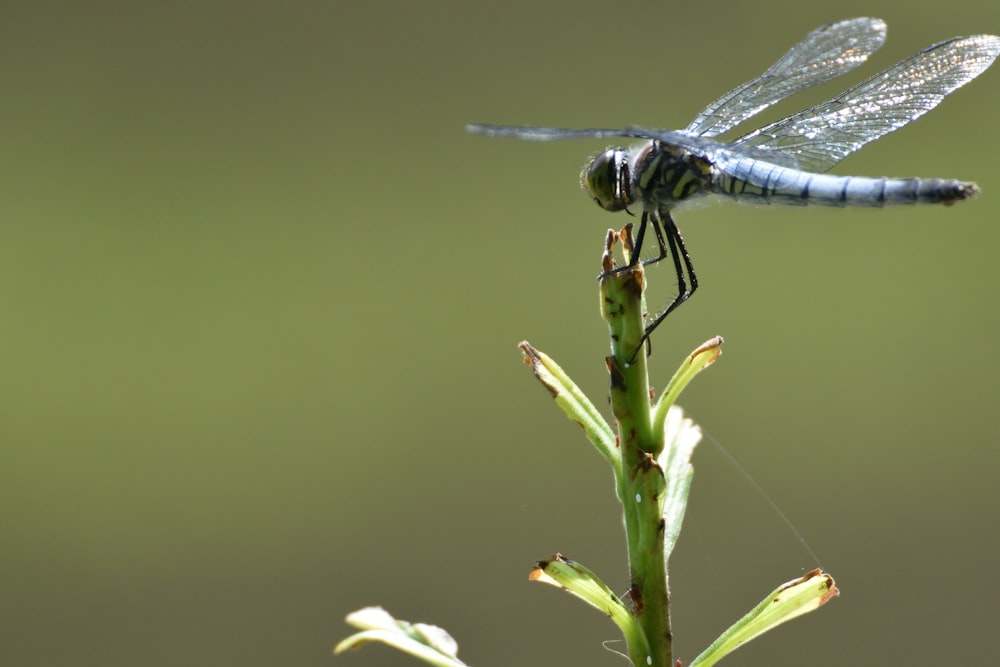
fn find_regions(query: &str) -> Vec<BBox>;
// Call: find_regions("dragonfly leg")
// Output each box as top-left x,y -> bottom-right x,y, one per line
642,212 -> 671,269
628,211 -> 698,363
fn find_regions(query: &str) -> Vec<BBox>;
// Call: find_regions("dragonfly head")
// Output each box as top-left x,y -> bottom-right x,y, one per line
582,148 -> 632,212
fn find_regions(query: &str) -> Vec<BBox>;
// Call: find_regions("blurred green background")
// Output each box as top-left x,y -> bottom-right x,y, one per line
2,1 -> 998,665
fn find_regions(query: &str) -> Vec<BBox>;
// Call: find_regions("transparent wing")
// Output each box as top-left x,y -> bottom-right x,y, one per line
465,124 -> 648,142
733,35 -> 1000,172
465,123 -> 723,159
684,17 -> 887,138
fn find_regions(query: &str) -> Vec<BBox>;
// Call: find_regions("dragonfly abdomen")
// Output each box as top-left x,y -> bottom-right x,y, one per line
714,160 -> 979,207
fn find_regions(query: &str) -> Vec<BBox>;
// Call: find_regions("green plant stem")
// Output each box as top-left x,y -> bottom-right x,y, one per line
600,228 -> 672,667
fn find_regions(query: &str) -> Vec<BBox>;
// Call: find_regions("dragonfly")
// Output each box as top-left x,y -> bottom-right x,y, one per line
467,18 -> 1000,359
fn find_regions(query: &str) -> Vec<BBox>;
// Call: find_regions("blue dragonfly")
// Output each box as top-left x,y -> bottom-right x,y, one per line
468,18 -> 1000,357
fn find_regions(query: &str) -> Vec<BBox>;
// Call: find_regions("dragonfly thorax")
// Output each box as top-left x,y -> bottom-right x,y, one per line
582,147 -> 633,212
633,141 -> 714,210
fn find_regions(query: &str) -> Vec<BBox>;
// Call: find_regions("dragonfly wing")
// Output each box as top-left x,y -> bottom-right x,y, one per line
684,17 -> 887,138
733,34 -> 1000,172
465,124 -> 653,142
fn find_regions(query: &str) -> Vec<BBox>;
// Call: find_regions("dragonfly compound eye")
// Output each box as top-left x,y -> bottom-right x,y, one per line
582,148 -> 631,211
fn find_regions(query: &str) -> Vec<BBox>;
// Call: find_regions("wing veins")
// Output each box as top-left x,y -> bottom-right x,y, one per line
684,17 -> 887,138
733,34 -> 1000,172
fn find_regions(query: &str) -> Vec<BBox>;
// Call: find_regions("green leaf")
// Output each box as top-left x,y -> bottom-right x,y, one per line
519,342 -> 618,468
652,336 -> 723,446
656,405 -> 702,562
334,607 -> 468,667
689,569 -> 839,667
530,554 -> 652,659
